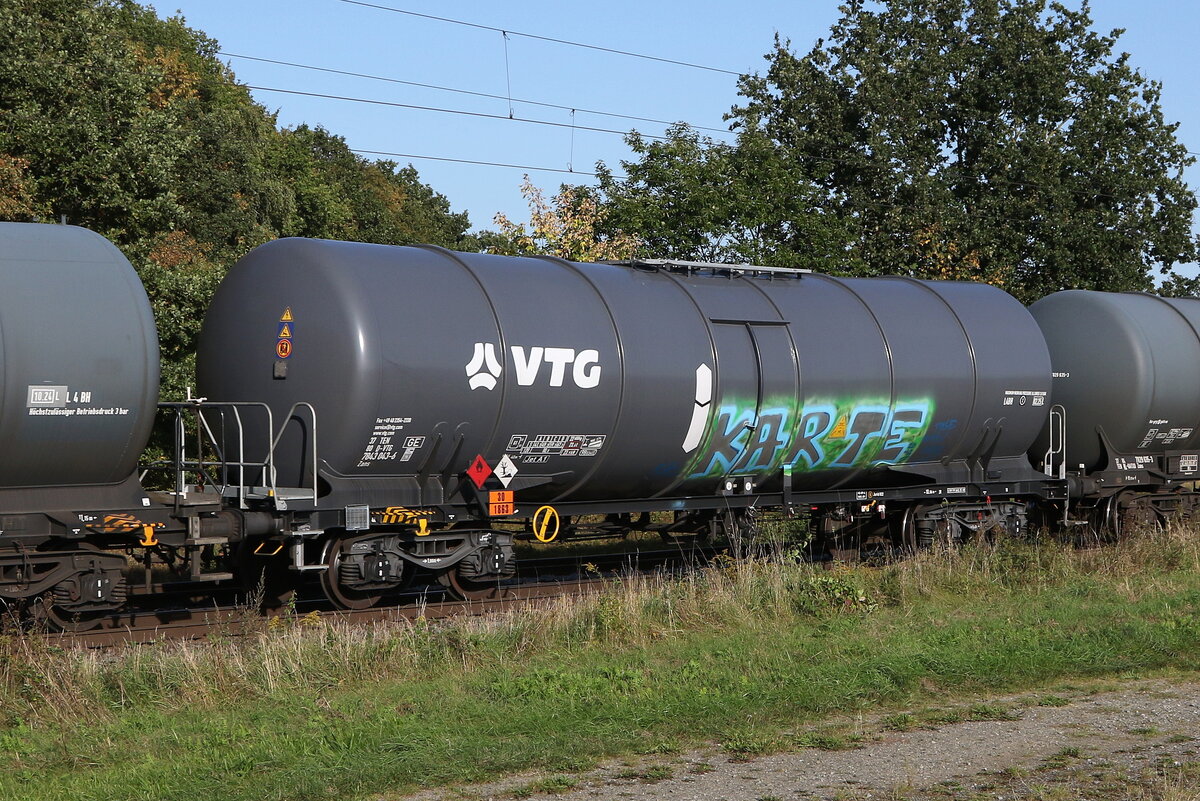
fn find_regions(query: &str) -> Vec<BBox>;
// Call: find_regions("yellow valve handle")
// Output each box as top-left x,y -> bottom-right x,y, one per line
533,506 -> 561,543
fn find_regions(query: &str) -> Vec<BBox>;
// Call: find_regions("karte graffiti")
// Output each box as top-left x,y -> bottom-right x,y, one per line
684,396 -> 934,478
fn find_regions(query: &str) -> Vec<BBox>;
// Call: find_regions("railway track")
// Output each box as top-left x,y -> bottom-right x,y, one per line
39,542 -> 718,647
45,576 -> 608,648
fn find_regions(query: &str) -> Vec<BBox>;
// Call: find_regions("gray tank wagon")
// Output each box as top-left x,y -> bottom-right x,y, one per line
0,223 -> 161,624
0,223 -> 159,505
198,240 -> 1054,501
195,239 -> 1057,601
1029,290 -> 1200,529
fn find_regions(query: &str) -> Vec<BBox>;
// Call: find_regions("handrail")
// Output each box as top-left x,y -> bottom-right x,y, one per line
267,402 -> 318,505
152,400 -> 317,508
1043,404 -> 1066,480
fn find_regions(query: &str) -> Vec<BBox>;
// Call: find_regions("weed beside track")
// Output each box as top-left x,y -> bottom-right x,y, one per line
1,526 -> 1199,800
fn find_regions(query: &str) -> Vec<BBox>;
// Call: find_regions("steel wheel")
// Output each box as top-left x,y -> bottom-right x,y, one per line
33,596 -> 107,632
437,565 -> 508,601
320,537 -> 387,610
1115,492 -> 1162,537
894,506 -> 919,553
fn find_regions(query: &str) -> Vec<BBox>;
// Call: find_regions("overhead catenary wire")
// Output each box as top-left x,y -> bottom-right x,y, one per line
250,84 -> 1145,203
337,0 -> 744,76
350,145 -> 1132,223
352,148 -> 625,179
227,51 -> 1199,172
501,31 -> 514,119
246,85 -> 683,141
220,51 -> 733,135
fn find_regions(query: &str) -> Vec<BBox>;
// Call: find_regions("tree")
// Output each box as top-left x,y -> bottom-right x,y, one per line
598,124 -> 856,270
602,0 -> 1198,299
0,0 -> 481,406
0,155 -> 46,219
491,175 -> 640,261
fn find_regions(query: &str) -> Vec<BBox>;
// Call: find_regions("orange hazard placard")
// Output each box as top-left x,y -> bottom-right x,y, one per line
488,490 -> 515,516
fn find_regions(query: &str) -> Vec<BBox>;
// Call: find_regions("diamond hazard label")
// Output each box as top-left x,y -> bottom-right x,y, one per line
494,454 -> 519,487
466,455 -> 492,489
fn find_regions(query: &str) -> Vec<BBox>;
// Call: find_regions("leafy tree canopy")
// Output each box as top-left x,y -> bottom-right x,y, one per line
600,0 -> 1198,300
0,0 -> 477,408
489,175 -> 640,261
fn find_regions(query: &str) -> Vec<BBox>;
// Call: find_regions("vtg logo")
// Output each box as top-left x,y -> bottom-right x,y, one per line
466,343 -> 602,391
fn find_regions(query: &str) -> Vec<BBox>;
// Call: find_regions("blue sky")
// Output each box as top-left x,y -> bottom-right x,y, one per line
168,0 -> 1198,268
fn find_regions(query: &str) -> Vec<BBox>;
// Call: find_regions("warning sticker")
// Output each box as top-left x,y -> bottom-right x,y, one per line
276,308 -> 295,359
829,415 -> 848,439
466,455 -> 493,489
494,454 -> 519,487
488,490 -> 514,516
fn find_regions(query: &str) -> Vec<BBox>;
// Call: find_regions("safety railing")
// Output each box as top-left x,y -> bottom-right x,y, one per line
1043,404 -> 1066,480
143,398 -> 319,510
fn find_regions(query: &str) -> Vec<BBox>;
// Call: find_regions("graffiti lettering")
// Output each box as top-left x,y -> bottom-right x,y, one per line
740,411 -> 790,472
876,408 -> 927,463
703,408 -> 756,476
791,408 -> 833,469
832,407 -> 888,466
686,397 -> 934,479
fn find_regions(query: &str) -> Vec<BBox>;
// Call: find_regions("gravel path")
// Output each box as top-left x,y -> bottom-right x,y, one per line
395,678 -> 1200,801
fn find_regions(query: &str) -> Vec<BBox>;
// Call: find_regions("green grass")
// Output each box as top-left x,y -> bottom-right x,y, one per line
1,526 -> 1200,800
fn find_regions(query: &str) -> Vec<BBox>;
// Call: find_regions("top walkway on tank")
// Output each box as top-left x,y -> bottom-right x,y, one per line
601,257 -> 813,279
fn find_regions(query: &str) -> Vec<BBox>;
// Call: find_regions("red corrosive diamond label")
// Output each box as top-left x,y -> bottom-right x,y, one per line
466,454 -> 492,489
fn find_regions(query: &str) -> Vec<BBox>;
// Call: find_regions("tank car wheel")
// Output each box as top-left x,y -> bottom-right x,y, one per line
1115,493 -> 1162,537
320,538 -> 389,610
32,596 -> 107,633
436,566 -> 509,602
893,506 -> 919,553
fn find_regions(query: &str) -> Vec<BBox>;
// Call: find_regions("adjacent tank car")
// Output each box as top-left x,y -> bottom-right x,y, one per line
1030,290 -> 1200,531
0,223 -> 160,626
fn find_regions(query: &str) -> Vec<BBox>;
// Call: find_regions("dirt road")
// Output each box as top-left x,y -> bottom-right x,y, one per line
399,677 -> 1200,801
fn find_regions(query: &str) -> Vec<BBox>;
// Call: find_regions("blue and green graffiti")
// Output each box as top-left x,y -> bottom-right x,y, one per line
685,396 -> 934,479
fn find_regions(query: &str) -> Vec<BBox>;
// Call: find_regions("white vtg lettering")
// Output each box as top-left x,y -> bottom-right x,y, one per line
511,346 -> 601,388
466,341 -> 603,390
